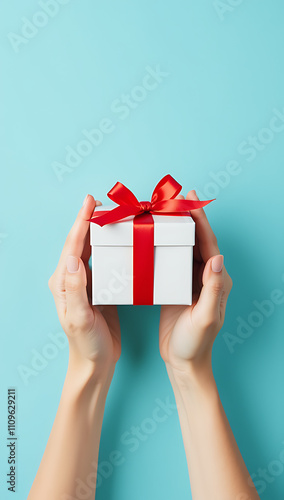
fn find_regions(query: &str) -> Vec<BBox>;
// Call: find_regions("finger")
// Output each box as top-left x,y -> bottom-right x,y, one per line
80,199 -> 102,263
80,228 -> 92,268
192,260 -> 204,295
82,200 -> 103,302
174,192 -> 203,275
192,255 -> 225,328
82,200 -> 102,300
186,190 -> 219,262
195,257 -> 232,319
175,192 -> 203,280
53,195 -> 97,289
48,196 -> 101,320
65,256 -> 94,333
186,190 -> 202,263
193,230 -> 202,264
61,195 -> 98,264
220,270 -> 233,321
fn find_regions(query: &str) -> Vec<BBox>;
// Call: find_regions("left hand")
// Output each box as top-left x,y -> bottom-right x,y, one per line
48,195 -> 121,381
159,190 -> 233,377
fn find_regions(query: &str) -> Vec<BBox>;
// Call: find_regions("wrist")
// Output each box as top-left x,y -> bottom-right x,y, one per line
166,361 -> 220,419
165,355 -> 216,395
67,340 -> 116,386
63,352 -> 115,405
60,362 -> 114,425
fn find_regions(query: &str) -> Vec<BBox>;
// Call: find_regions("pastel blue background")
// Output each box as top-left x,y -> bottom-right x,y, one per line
1,1 -> 284,499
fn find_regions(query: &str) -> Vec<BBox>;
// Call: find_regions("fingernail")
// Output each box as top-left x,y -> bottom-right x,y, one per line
67,255 -> 79,273
211,255 -> 224,273
83,194 -> 89,207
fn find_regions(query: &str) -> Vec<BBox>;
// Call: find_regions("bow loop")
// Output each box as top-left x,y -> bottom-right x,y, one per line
151,174 -> 182,205
108,181 -> 140,207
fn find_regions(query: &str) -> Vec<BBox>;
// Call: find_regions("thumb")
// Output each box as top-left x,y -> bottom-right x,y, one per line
65,256 -> 91,327
193,255 -> 225,327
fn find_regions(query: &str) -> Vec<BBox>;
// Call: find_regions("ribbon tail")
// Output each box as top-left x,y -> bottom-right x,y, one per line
187,199 -> 215,210
152,198 -> 215,213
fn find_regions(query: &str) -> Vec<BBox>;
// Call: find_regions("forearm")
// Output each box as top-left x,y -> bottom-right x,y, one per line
166,361 -> 259,500
28,360 -> 114,500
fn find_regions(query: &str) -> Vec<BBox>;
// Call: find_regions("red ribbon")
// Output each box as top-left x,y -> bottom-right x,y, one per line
88,174 -> 214,305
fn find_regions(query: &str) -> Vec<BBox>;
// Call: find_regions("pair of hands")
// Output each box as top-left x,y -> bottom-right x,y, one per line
48,191 -> 232,383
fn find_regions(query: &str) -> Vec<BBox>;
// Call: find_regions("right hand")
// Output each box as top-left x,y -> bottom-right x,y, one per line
159,190 -> 233,378
48,194 -> 121,380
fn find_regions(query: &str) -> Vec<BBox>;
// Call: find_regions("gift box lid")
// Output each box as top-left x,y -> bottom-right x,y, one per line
90,205 -> 195,246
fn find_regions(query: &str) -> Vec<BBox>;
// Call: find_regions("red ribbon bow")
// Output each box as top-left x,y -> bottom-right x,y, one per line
88,174 -> 213,226
88,175 -> 214,305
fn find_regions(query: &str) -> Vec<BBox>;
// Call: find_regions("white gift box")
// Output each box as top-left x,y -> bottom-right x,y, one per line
90,205 -> 195,305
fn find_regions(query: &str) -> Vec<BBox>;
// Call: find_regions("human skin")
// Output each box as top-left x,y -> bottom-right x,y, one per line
159,190 -> 260,500
27,195 -> 121,500
27,191 -> 259,500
